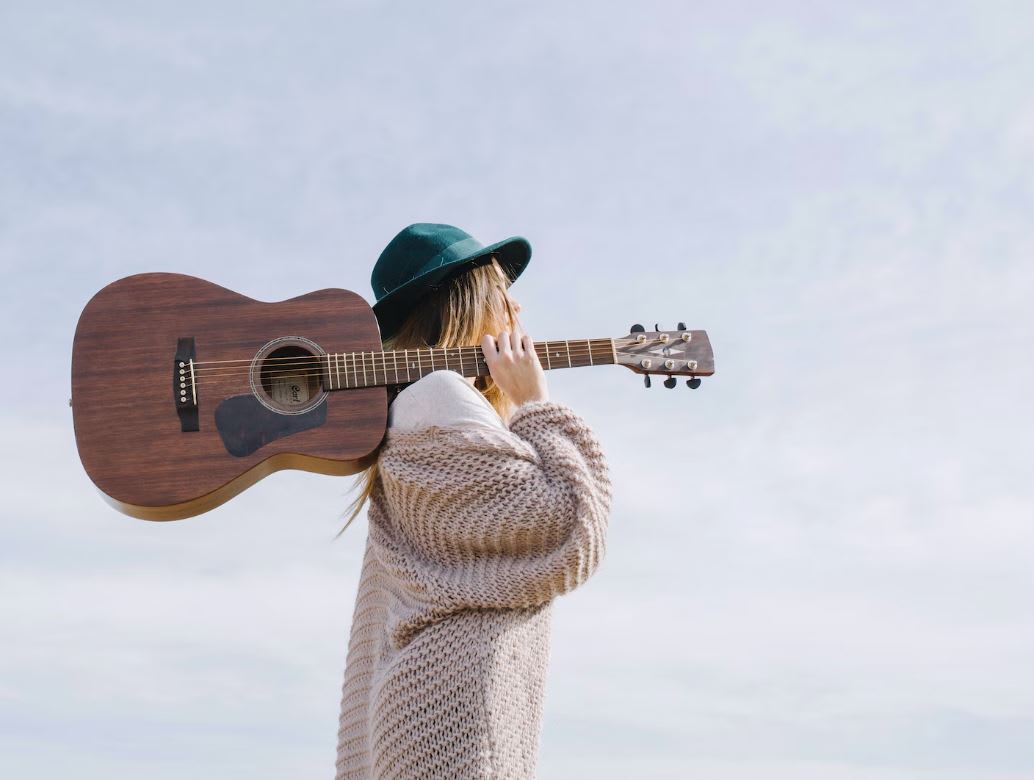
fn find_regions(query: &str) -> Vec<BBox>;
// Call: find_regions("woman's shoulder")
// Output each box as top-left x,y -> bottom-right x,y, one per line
389,370 -> 504,433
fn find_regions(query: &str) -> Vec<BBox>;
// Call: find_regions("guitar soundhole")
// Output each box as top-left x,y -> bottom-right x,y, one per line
250,337 -> 327,415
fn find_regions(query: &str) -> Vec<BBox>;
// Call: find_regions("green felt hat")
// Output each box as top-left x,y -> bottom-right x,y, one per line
371,223 -> 531,340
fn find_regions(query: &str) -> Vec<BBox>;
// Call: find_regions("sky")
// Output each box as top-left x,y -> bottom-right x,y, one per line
2,1 -> 1033,778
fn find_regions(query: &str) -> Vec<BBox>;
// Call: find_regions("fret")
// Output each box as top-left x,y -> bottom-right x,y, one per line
458,347 -> 464,376
392,350 -> 399,383
335,353 -> 343,389
565,340 -> 572,368
429,348 -> 435,373
352,351 -> 358,388
405,349 -> 411,381
586,338 -> 593,366
361,351 -> 368,387
544,341 -> 551,370
326,353 -> 334,390
443,348 -> 449,371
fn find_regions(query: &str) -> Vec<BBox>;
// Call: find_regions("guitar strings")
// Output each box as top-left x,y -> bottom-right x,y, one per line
186,342 -> 615,376
188,346 -> 613,378
179,344 -> 618,391
188,339 -> 617,369
188,351 -> 612,378
182,351 -> 613,389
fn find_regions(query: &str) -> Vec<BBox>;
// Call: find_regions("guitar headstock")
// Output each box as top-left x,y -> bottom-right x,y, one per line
614,323 -> 715,389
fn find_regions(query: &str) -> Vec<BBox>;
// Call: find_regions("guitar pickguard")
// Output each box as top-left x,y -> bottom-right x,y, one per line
214,394 -> 328,457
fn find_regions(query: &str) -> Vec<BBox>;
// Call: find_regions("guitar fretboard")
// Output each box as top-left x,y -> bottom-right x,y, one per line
321,338 -> 616,390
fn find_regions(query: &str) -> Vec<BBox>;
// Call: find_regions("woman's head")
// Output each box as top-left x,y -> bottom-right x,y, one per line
384,254 -> 522,351
384,254 -> 523,422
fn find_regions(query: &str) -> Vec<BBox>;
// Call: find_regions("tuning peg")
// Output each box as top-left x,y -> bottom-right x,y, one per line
677,322 -> 686,331
643,375 -> 651,388
686,377 -> 701,389
663,375 -> 677,389
654,323 -> 660,332
630,323 -> 645,333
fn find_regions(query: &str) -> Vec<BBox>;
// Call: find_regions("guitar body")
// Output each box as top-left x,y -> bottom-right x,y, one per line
71,273 -> 386,521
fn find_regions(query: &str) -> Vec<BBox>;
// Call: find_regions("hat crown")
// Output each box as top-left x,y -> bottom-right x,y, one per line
372,223 -> 484,301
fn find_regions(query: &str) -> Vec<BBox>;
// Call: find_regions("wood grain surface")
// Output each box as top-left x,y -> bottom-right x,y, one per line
71,272 -> 386,520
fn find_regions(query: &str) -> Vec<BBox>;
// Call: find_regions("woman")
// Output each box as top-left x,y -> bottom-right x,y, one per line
334,223 -> 612,780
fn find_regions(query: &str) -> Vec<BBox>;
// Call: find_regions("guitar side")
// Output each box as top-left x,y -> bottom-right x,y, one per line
70,272 -> 387,521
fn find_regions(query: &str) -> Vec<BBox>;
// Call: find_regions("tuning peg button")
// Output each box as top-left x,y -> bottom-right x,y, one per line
687,377 -> 702,389
644,375 -> 651,388
678,322 -> 686,331
663,376 -> 677,389
630,323 -> 645,333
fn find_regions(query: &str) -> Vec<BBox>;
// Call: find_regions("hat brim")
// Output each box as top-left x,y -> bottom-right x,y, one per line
372,236 -> 531,341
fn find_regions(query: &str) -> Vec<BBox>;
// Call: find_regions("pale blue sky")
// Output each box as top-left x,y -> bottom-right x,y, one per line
2,2 -> 1033,778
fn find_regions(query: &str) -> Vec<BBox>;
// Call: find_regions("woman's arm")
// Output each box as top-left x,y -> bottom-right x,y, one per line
372,396 -> 612,611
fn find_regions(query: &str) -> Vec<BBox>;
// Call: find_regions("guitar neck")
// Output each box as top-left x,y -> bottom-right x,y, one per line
321,338 -> 616,391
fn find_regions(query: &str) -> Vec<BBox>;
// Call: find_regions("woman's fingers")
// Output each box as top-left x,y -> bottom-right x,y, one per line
480,329 -> 549,405
480,334 -> 494,362
521,333 -> 537,363
482,331 -> 537,365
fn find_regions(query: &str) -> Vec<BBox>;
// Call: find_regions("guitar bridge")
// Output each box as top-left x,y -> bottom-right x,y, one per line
174,337 -> 200,432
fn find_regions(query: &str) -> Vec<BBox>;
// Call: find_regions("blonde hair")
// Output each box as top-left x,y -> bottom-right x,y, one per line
335,255 -> 520,537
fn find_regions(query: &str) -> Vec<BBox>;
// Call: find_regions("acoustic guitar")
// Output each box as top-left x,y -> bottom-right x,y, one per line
71,273 -> 715,521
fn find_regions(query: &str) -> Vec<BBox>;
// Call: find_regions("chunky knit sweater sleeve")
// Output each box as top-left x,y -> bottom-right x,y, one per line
370,397 -> 612,616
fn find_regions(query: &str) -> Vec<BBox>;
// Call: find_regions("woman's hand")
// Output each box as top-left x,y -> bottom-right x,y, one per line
481,330 -> 549,407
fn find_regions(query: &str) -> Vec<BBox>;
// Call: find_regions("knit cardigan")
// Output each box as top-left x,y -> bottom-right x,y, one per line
334,399 -> 612,779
